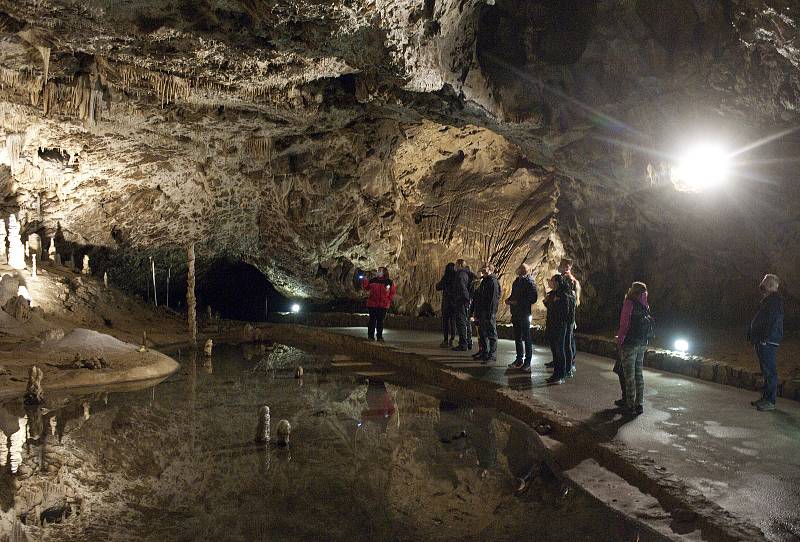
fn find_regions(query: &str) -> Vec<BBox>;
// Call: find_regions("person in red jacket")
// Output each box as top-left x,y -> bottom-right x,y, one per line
361,267 -> 397,342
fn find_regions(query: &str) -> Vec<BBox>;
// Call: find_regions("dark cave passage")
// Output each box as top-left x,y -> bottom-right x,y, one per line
196,259 -> 289,321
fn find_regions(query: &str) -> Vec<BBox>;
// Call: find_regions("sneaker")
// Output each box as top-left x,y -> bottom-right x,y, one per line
520,364 -> 532,373
756,401 -> 776,411
545,361 -> 555,368
567,368 -> 576,379
635,405 -> 644,415
508,359 -> 524,369
452,345 -> 468,352
546,375 -> 565,385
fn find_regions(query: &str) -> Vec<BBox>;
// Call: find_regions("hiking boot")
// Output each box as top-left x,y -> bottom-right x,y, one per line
756,401 -> 776,411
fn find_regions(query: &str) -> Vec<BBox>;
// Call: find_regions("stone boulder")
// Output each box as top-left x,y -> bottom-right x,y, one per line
3,295 -> 31,322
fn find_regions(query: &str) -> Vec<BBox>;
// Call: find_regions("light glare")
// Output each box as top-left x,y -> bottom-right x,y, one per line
290,303 -> 301,313
674,339 -> 689,353
673,143 -> 731,191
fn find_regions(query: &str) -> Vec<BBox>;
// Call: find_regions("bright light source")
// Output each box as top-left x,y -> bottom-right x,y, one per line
672,143 -> 731,191
674,339 -> 689,353
358,274 -> 364,279
290,303 -> 301,313
528,315 -> 532,323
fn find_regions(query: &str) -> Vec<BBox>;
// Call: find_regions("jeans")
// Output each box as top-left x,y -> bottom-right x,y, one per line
620,344 -> 646,408
441,304 -> 456,342
550,325 -> 569,378
368,307 -> 387,339
512,317 -> 532,364
455,303 -> 470,346
465,306 -> 473,346
755,343 -> 778,404
477,313 -> 497,356
564,325 -> 576,371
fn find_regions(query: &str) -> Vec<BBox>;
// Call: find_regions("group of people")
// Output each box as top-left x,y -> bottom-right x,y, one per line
361,261 -> 785,416
435,258 -> 581,385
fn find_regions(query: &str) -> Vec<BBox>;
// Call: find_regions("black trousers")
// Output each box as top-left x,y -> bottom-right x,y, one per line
477,313 -> 497,354
512,317 -> 533,364
455,303 -> 470,346
368,307 -> 387,339
441,304 -> 456,342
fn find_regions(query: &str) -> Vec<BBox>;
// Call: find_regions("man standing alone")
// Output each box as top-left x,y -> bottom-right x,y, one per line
748,274 -> 784,412
506,263 -> 538,371
473,262 -> 500,363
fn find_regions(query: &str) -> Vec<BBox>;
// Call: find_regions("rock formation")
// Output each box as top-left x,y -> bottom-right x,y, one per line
187,244 -> 197,342
255,405 -> 271,444
0,1 -> 798,327
24,366 -> 44,405
0,218 -> 6,264
81,255 -> 91,275
275,419 -> 291,447
47,237 -> 56,262
203,338 -> 213,357
7,215 -> 24,270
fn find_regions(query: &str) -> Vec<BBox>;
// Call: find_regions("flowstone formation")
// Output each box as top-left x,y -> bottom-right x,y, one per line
0,0 -> 798,326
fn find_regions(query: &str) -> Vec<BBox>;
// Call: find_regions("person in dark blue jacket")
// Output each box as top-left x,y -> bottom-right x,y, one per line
546,274 -> 576,385
748,274 -> 784,411
472,262 -> 500,362
436,263 -> 457,348
452,259 -> 476,351
506,263 -> 538,371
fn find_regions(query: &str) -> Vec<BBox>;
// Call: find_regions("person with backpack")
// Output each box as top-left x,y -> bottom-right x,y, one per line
748,274 -> 784,412
506,263 -> 538,371
546,274 -> 576,384
436,263 -> 457,348
615,282 -> 654,416
361,267 -> 397,342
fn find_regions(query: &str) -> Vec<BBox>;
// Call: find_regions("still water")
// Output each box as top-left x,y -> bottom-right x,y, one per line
0,343 -> 649,541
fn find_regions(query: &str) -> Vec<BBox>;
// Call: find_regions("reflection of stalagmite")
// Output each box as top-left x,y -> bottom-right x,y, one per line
255,406 -> 271,443
187,244 -> 197,343
202,356 -> 213,374
82,401 -> 90,420
49,416 -> 57,436
24,366 -> 44,404
81,255 -> 91,275
276,419 -> 291,446
8,214 -> 25,270
103,272 -> 108,289
294,366 -> 303,379
48,236 -> 55,262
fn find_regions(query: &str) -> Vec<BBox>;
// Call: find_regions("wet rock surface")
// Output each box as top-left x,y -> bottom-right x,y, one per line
0,0 -> 797,327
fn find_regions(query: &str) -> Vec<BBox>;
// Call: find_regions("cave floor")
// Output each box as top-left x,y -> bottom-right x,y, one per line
327,327 -> 800,542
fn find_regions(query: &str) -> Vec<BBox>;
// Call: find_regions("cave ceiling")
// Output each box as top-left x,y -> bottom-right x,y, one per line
0,0 -> 799,322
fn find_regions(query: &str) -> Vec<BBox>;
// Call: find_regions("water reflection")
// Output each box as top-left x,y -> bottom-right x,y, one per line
0,343 -> 654,542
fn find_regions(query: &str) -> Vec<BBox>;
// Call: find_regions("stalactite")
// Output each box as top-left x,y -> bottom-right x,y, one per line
187,243 -> 197,343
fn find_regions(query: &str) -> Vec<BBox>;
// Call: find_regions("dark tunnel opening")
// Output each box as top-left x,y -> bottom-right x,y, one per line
196,259 -> 289,321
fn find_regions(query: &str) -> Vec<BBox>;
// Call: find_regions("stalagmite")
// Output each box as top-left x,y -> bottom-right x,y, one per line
140,330 -> 148,352
103,272 -> 108,288
24,240 -> 29,259
82,255 -> 91,275
203,338 -> 213,356
275,419 -> 291,446
295,367 -> 304,379
0,219 -> 6,264
24,366 -> 44,405
47,236 -> 55,262
187,243 -> 197,343
255,406 -> 271,443
7,215 -> 25,270
31,258 -> 36,278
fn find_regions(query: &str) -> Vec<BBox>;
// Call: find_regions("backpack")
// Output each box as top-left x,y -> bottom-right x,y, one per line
627,301 -> 656,343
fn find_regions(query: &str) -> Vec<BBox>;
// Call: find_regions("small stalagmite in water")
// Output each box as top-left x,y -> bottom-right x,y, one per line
204,338 -> 213,357
255,405 -> 271,443
275,419 -> 291,446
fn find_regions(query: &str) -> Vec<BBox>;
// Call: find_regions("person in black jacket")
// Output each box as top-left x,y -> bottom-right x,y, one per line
452,259 -> 476,351
546,274 -> 576,385
506,263 -> 538,371
436,263 -> 457,348
473,262 -> 501,362
748,274 -> 784,411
